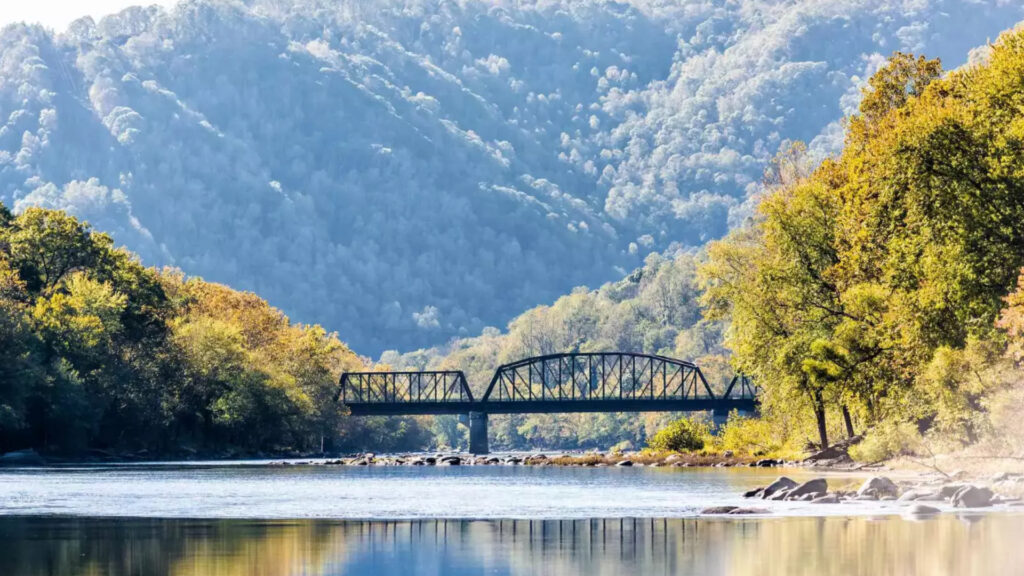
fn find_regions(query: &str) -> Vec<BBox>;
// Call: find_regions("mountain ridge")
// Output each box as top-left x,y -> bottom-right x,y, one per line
2,0 -> 1021,353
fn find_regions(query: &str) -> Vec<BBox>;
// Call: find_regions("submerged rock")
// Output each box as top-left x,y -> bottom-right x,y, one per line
906,504 -> 942,516
812,494 -> 840,504
898,489 -> 926,502
728,507 -> 770,515
0,449 -> 45,466
907,490 -> 946,502
699,505 -> 770,515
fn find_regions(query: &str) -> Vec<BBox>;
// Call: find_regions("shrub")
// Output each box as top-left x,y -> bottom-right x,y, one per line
849,420 -> 922,463
648,417 -> 710,452
715,412 -> 804,459
610,440 -> 634,454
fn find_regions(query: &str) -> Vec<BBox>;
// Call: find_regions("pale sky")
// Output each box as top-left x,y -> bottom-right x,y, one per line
0,0 -> 179,31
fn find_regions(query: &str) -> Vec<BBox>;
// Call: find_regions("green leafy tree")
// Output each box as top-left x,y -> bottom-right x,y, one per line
4,208 -> 102,295
702,34 -> 1024,453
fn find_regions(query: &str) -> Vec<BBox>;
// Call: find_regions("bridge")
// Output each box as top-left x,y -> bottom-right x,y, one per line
338,352 -> 757,454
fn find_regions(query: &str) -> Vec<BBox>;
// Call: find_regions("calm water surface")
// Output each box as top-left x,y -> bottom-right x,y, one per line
0,462 -> 1021,575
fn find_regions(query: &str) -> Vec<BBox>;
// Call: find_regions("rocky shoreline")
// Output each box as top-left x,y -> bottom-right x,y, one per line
698,472 -> 1024,516
0,448 -> 772,468
265,451 -> 786,468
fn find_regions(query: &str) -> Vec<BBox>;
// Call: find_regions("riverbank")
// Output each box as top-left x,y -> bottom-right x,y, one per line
0,448 -> 768,468
312,451 -> 767,468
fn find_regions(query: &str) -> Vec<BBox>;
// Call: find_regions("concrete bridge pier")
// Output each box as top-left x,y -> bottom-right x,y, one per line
711,409 -> 730,430
469,411 -> 489,455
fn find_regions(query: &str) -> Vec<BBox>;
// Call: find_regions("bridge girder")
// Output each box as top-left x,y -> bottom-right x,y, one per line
338,352 -> 757,415
338,353 -> 759,455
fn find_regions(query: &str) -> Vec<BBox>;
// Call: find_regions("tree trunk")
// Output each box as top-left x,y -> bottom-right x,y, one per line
812,389 -> 828,449
842,405 -> 855,438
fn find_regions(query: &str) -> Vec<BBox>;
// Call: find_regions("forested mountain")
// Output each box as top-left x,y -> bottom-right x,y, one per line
2,0 -> 1022,353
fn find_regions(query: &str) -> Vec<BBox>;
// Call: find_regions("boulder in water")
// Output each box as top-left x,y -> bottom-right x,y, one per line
906,504 -> 942,516
0,449 -> 45,466
786,478 -> 828,500
728,507 -> 770,515
761,477 -> 798,499
857,477 -> 899,498
951,486 -> 994,508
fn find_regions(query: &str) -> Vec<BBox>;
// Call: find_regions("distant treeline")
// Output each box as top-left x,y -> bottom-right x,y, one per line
0,205 -> 433,456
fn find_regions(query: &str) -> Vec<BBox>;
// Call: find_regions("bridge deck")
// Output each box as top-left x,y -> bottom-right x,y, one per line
345,398 -> 757,416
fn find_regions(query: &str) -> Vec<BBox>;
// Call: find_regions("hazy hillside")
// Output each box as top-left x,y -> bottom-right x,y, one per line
1,0 -> 1021,353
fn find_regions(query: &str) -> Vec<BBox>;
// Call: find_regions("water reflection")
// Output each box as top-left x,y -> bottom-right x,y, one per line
1,514 -> 1021,575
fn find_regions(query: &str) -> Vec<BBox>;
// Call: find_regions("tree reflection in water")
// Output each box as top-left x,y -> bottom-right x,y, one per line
0,514 -> 1021,575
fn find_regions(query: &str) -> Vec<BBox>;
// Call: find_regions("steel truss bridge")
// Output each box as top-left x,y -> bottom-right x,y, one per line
338,352 -> 757,454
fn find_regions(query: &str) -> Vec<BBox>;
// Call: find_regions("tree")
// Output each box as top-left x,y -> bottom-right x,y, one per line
0,202 -> 11,228
997,269 -> 1024,365
702,33 -> 1024,452
853,52 -> 942,133
3,209 -> 102,295
701,147 -> 848,449
0,256 -> 43,447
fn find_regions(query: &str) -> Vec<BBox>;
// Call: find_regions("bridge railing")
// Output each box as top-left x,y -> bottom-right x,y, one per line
339,371 -> 474,404
481,352 -> 715,403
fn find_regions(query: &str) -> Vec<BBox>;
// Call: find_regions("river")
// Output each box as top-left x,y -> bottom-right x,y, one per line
1,460 -> 1022,575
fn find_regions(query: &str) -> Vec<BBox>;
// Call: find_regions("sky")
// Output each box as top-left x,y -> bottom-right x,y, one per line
0,0 -> 178,30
